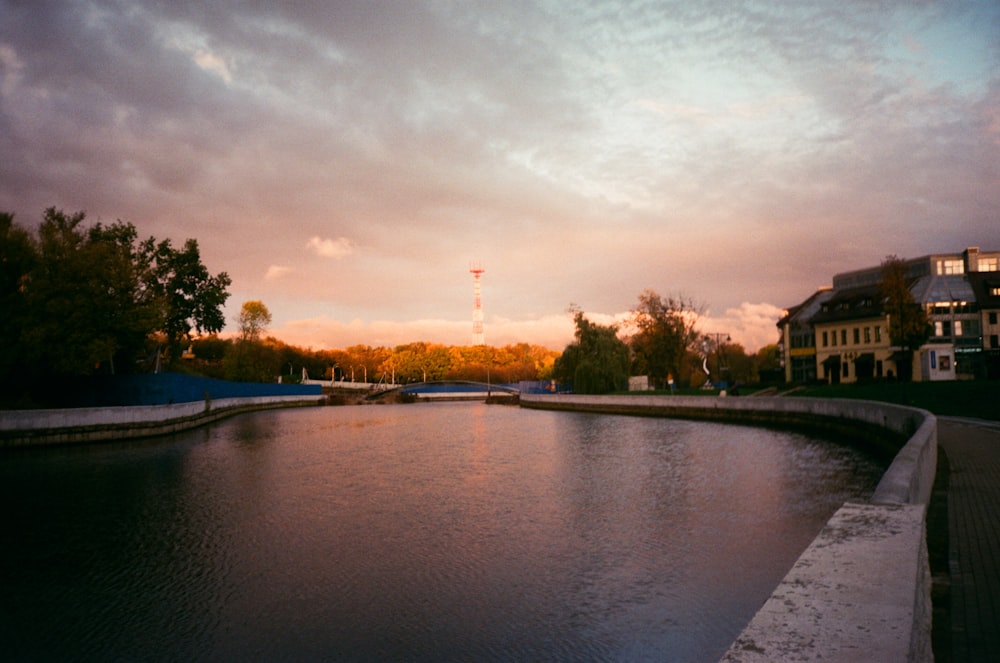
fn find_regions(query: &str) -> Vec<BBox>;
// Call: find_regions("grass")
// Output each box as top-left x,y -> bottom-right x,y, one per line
790,380 -> 1000,422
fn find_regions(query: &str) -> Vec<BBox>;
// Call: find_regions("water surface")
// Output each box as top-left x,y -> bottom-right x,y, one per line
0,403 -> 884,661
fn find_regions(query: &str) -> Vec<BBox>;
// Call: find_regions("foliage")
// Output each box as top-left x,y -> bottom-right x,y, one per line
224,300 -> 276,382
880,255 -> 931,381
627,290 -> 702,388
205,334 -> 558,386
0,207 -> 231,397
143,235 -> 231,360
0,212 -> 37,382
237,300 -> 272,343
553,310 -> 630,394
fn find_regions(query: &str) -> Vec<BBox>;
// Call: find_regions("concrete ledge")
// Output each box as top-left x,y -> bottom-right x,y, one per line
722,502 -> 930,662
0,395 -> 324,447
519,393 -> 935,663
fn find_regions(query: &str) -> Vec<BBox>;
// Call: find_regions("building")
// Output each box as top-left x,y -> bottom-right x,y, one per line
777,287 -> 831,383
968,270 -> 1000,378
778,247 -> 1000,383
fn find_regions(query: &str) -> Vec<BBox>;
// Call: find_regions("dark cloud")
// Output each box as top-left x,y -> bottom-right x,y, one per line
1,0 -> 997,349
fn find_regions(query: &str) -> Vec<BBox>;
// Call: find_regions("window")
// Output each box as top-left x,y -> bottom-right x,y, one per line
864,327 -> 871,343
930,302 -> 951,315
979,257 -> 998,272
935,321 -> 951,337
990,312 -> 998,325
953,301 -> 977,314
822,331 -> 828,347
991,335 -> 999,349
853,328 -> 860,344
875,326 -> 882,342
840,329 -> 847,345
938,259 -> 963,275
992,287 -> 1000,297
842,362 -> 849,378
831,330 -> 837,346
955,320 -> 963,336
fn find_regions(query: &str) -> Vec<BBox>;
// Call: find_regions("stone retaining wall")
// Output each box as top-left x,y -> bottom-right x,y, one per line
0,395 -> 324,447
520,393 -> 936,663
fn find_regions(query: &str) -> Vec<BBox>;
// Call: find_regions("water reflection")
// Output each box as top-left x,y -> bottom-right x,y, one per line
0,403 -> 883,661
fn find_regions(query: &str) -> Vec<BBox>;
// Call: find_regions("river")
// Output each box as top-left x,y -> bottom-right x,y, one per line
0,402 -> 884,661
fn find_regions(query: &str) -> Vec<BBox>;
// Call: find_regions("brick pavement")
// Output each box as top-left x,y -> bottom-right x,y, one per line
938,418 -> 1000,662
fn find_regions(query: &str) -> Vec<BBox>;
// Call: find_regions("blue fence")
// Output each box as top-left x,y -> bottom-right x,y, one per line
62,373 -> 321,407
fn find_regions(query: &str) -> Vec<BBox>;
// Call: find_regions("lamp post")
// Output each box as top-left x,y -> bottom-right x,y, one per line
704,333 -> 731,385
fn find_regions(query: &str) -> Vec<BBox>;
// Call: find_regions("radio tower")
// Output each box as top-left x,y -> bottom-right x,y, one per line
470,262 -> 485,345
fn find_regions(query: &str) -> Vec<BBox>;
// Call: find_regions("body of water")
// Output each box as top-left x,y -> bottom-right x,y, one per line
1,403 -> 884,661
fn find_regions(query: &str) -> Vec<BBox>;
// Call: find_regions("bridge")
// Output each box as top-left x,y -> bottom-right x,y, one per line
366,380 -> 519,402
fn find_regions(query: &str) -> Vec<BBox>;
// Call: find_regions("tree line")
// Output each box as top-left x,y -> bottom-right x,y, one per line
1,208 -> 231,404
2,206 -> 786,406
553,292 -> 781,394
194,304 -> 562,386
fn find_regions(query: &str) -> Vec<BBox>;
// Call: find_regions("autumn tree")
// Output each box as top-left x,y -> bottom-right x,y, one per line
880,255 -> 931,381
224,300 -> 275,382
238,300 -> 272,342
627,290 -> 702,388
553,310 -> 630,394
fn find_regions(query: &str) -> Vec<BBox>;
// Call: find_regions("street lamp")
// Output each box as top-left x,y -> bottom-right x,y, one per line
704,333 -> 731,385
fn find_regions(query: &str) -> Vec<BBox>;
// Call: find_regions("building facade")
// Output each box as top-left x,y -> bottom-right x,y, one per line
778,247 -> 1000,383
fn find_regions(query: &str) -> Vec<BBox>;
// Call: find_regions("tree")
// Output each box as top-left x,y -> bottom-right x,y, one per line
627,290 -> 702,388
224,300 -> 275,382
238,300 -> 272,343
880,255 -> 931,381
553,310 -> 630,394
21,208 -> 150,376
4,207 -> 231,384
143,236 -> 231,361
0,212 -> 37,391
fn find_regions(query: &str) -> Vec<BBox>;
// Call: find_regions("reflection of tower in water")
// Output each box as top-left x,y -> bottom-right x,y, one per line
470,262 -> 485,345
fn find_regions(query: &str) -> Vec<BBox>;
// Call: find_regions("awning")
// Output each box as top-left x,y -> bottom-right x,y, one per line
853,352 -> 875,365
821,354 -> 841,366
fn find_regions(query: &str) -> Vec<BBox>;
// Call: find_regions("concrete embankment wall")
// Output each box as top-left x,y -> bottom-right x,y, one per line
520,393 -> 936,663
0,395 -> 325,447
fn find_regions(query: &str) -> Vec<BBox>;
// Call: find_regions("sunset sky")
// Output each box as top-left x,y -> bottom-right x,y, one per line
2,1 -> 998,351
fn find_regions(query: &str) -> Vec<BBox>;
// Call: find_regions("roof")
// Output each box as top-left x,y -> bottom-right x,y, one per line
778,288 -> 833,328
810,284 -> 885,325
910,274 -> 976,305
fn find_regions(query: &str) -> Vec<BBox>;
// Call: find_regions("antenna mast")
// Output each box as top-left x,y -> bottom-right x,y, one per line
470,262 -> 485,345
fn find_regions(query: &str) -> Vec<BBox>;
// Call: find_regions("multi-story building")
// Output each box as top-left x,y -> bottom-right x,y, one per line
968,270 -> 1000,378
811,285 -> 892,384
778,247 -> 1000,383
777,287 -> 830,383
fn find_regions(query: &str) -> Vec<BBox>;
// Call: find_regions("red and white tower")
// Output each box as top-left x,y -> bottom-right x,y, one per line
470,262 -> 485,345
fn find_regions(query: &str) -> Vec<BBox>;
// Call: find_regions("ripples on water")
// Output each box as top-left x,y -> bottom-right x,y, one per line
0,403 -> 884,661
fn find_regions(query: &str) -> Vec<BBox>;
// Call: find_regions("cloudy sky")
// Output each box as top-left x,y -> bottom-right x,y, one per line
2,1 -> 998,351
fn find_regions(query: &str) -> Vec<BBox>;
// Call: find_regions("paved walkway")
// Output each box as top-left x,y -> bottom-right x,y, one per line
938,418 -> 1000,662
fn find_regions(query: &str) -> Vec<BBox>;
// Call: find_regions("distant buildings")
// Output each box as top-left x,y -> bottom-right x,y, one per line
778,247 -> 1000,383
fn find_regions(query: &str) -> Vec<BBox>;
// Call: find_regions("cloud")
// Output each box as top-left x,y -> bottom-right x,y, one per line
701,302 -> 785,352
306,236 -> 355,259
265,265 -> 291,280
1,1 -> 996,357
192,50 -> 232,84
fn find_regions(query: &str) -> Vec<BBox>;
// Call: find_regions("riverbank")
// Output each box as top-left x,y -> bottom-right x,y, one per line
521,393 -> 936,662
0,395 -> 324,447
